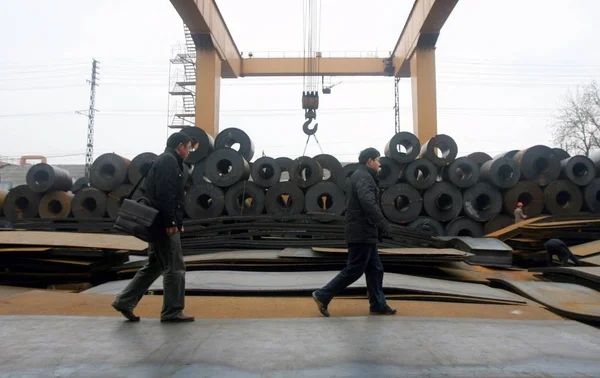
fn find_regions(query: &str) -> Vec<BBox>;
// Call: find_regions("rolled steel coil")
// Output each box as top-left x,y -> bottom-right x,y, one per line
407,216 -> 445,236
484,214 -> 514,235
381,183 -> 422,224
265,182 -> 305,215
445,217 -> 484,238
423,182 -> 463,222
106,185 -> 144,219
559,155 -> 595,186
384,131 -> 420,164
494,150 -> 519,159
192,160 -> 210,185
224,181 -> 265,216
251,157 -> 282,188
442,157 -> 479,188
127,152 -> 157,185
90,153 -> 130,192
0,190 -> 6,216
275,157 -> 294,182
583,178 -> 600,213
513,145 -> 560,186
418,134 -> 458,167
342,162 -> 360,190
462,182 -> 502,222
402,158 -> 437,190
71,187 -> 108,218
70,177 -> 90,193
3,185 -> 42,221
543,180 -> 583,215
214,127 -> 255,162
204,148 -> 251,187
180,126 -> 215,164
314,154 -> 345,189
304,181 -> 346,215
552,148 -> 570,161
502,181 -> 544,217
26,163 -> 73,193
466,152 -> 492,168
480,157 -> 520,189
378,157 -> 401,189
589,150 -> 600,176
185,183 -> 225,219
39,191 -> 74,219
290,156 -> 323,189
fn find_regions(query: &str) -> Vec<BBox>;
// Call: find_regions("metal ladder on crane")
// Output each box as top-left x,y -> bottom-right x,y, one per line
168,24 -> 197,129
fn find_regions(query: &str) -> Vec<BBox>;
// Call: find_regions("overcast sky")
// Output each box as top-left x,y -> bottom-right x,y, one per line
1,0 -> 600,165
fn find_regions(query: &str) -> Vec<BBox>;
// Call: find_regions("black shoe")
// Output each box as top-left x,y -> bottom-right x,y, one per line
160,314 -> 195,323
112,303 -> 140,322
370,307 -> 397,316
312,291 -> 330,317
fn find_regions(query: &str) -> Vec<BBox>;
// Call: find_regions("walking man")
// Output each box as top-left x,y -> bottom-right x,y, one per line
544,238 -> 582,266
112,132 -> 195,322
312,148 -> 396,317
514,202 -> 527,223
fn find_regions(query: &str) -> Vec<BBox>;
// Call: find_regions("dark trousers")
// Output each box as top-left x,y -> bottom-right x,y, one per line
112,233 -> 186,320
547,247 -> 581,266
315,243 -> 388,312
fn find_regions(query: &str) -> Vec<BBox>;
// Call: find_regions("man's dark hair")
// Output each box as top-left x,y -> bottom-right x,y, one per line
166,132 -> 192,149
358,147 -> 380,165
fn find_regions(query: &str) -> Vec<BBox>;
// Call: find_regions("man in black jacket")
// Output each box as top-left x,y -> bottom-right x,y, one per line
312,148 -> 396,317
111,132 -> 194,323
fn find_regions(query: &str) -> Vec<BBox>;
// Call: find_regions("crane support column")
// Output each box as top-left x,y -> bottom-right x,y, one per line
193,34 -> 222,138
410,44 -> 437,144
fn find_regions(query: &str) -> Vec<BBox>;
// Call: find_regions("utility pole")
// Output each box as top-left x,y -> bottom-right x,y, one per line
80,59 -> 99,178
394,77 -> 400,134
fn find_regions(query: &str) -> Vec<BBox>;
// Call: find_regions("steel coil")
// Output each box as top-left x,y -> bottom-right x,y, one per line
423,182 -> 463,222
543,180 -> 583,215
402,158 -> 437,190
71,187 -> 108,218
381,183 -> 422,224
559,155 -> 595,186
26,163 -> 73,193
290,156 -> 323,188
494,150 -> 519,159
90,153 -> 131,191
180,126 -> 215,164
407,216 -> 445,236
502,181 -> 544,217
304,181 -> 346,215
39,191 -> 74,219
462,182 -> 502,222
224,181 -> 265,216
214,127 -> 255,161
314,154 -> 345,189
342,162 -> 360,191
275,157 -> 294,182
484,214 -> 514,235
513,145 -> 560,186
127,152 -> 157,185
378,157 -> 401,189
185,183 -> 225,219
552,148 -> 570,161
204,148 -> 251,187
466,152 -> 492,167
106,185 -> 144,218
418,134 -> 458,167
70,177 -> 90,193
192,160 -> 211,185
445,217 -> 484,237
480,156 -> 520,189
442,157 -> 479,188
3,185 -> 42,221
384,131 -> 420,164
265,182 -> 305,215
583,178 -> 600,213
251,157 -> 282,188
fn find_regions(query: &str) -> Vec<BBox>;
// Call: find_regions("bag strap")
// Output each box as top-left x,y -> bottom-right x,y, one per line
127,161 -> 154,200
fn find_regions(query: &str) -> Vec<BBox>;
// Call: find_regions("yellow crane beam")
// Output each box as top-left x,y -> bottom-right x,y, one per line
241,57 -> 406,77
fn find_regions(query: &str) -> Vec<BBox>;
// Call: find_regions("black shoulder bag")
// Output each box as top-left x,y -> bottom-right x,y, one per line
113,163 -> 159,242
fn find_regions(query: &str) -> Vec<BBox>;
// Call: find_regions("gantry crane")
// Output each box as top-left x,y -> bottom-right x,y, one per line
168,0 -> 458,145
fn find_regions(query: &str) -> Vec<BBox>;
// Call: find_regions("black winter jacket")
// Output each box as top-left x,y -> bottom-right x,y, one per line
344,165 -> 391,244
144,148 -> 185,232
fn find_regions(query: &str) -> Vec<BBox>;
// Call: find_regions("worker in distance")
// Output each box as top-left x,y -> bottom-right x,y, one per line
312,147 -> 397,317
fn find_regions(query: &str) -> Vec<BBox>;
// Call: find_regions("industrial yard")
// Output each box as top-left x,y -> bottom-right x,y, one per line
2,0 -> 600,377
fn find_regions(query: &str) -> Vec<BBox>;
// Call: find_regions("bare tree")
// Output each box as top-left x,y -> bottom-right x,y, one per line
552,81 -> 600,156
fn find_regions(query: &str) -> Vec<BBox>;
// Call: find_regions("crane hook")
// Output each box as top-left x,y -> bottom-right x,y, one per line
303,118 -> 318,135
